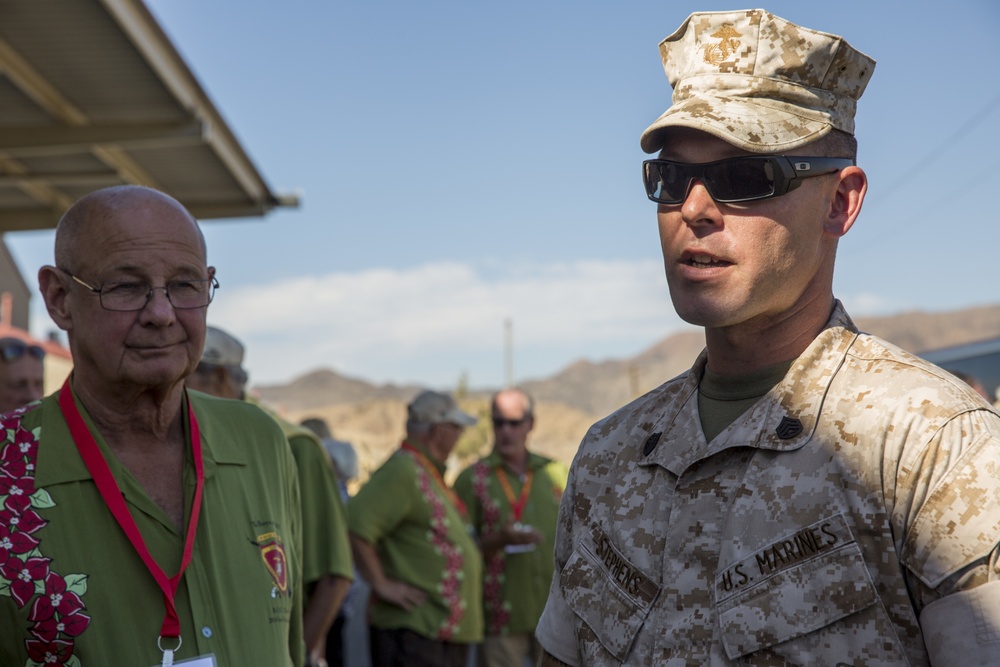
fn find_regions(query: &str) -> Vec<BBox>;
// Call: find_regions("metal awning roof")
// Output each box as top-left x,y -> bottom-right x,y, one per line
0,0 -> 299,232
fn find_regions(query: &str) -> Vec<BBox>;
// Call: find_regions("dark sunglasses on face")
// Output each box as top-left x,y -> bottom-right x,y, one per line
642,155 -> 855,204
0,338 -> 45,363
493,417 -> 528,428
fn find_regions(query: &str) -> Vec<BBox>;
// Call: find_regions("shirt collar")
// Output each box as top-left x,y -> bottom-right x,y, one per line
641,300 -> 859,476
33,387 -> 246,488
402,438 -> 447,474
483,449 -> 546,472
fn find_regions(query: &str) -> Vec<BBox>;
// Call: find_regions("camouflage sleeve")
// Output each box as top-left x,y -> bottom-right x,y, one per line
920,580 -> 1000,665
893,408 -> 1000,661
536,649 -> 576,667
896,410 -> 1000,606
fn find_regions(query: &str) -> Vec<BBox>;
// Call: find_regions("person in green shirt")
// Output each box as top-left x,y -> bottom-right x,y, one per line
0,185 -> 304,666
186,325 -> 354,667
454,388 -> 568,667
348,389 -> 483,667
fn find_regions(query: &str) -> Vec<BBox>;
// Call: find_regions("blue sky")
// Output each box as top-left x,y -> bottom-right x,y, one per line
7,1 -> 1000,389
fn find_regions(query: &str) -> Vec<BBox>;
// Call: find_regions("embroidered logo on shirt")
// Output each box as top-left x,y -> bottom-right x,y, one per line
257,531 -> 288,594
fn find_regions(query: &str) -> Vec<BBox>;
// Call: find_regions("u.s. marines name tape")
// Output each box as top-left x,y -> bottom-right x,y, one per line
716,514 -> 850,596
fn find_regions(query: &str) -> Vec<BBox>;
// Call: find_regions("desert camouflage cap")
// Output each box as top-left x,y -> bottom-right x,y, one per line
640,9 -> 876,154
408,389 -> 478,427
201,325 -> 245,368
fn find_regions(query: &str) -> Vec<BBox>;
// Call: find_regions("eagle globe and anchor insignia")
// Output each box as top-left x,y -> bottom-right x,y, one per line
703,24 -> 742,65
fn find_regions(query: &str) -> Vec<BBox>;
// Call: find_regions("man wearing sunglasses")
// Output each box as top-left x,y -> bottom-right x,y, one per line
454,388 -> 568,667
0,186 -> 305,666
537,9 -> 1000,667
0,336 -> 46,413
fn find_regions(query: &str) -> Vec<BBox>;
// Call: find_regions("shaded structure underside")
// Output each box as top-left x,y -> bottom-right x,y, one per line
0,0 -> 297,232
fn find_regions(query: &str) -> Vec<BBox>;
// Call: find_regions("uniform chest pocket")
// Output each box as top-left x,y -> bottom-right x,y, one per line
715,515 -> 879,659
561,527 -> 660,662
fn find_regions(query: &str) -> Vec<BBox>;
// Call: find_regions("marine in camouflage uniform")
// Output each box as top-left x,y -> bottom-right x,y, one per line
535,9 -> 1000,666
538,302 -> 1000,665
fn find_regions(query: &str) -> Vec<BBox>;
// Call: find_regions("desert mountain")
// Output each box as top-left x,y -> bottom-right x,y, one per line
255,303 -> 1000,478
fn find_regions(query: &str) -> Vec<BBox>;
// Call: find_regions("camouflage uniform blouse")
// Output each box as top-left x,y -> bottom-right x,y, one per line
536,302 -> 1000,666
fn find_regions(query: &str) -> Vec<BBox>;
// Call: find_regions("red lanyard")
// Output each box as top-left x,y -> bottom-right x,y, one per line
400,440 -> 466,517
495,467 -> 533,521
58,377 -> 204,640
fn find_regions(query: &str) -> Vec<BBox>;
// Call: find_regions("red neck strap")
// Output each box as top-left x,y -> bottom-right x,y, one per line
495,466 -> 533,521
400,440 -> 466,517
58,377 -> 205,639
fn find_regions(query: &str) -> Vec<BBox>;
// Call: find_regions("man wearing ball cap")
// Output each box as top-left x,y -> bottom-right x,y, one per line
536,9 -> 1000,666
348,389 -> 483,666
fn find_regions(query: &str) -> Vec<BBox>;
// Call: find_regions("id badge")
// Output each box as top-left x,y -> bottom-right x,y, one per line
150,654 -> 217,667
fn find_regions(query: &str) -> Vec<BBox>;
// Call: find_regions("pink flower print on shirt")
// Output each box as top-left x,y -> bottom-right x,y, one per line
471,462 -> 511,633
30,572 -> 88,623
0,521 -> 40,561
3,491 -> 48,535
1,554 -> 50,608
406,450 -> 466,640
0,471 -> 34,503
1,413 -> 91,663
25,638 -> 74,665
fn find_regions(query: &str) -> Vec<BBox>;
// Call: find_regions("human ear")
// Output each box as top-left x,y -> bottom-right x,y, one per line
38,266 -> 73,332
824,166 -> 867,238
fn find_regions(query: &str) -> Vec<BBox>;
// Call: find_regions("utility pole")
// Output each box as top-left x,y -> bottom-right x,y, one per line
504,317 -> 513,388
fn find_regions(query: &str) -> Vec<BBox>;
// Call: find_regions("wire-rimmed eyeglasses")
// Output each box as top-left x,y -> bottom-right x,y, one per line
62,269 -> 219,312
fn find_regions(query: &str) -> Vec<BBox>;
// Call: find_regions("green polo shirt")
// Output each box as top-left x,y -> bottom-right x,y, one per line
0,388 -> 304,666
454,450 -> 568,635
348,441 -> 483,643
253,400 -> 353,588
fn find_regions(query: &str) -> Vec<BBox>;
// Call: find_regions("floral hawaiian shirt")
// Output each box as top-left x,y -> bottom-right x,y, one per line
0,388 -> 305,666
348,441 -> 483,643
454,450 -> 567,636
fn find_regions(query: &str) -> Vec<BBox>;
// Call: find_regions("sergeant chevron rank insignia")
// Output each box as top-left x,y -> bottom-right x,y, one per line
775,416 -> 803,439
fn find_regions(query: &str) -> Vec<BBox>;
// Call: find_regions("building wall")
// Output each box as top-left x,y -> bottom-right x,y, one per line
0,238 -> 31,330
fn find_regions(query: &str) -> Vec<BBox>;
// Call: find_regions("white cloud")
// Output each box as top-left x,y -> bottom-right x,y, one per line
207,259 -> 685,387
837,292 -> 901,317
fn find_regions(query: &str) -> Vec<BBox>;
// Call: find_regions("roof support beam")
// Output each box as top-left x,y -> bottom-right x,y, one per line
0,36 -> 87,125
0,208 -> 64,232
90,145 -> 163,190
0,121 -> 205,156
0,172 -> 123,188
101,0 -> 278,209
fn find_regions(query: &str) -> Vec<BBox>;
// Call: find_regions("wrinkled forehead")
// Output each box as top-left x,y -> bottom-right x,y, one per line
65,192 -> 208,274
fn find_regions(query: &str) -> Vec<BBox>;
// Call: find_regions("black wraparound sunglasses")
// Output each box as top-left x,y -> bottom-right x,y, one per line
0,338 -> 45,362
642,155 -> 855,204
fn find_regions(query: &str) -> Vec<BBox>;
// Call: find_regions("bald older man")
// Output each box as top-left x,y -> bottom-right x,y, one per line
0,186 -> 304,666
454,388 -> 568,667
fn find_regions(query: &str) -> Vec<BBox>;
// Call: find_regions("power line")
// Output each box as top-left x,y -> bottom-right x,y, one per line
876,90 -> 1000,202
